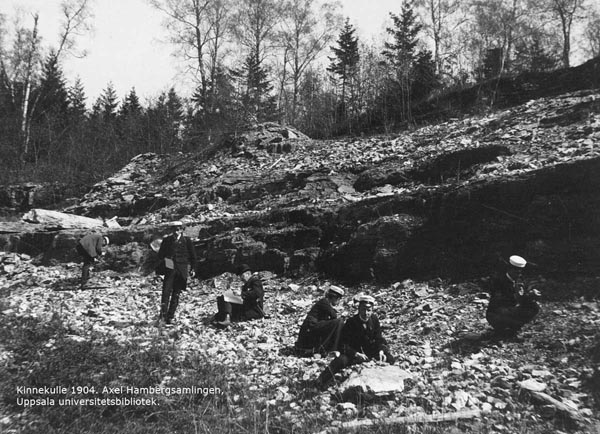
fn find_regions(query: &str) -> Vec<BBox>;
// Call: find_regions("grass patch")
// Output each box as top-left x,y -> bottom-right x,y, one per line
0,309 -> 325,434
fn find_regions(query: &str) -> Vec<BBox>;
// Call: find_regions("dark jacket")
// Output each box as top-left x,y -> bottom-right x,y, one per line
157,234 -> 197,277
340,314 -> 388,359
78,234 -> 105,258
487,273 -> 522,312
300,298 -> 338,331
241,275 -> 265,320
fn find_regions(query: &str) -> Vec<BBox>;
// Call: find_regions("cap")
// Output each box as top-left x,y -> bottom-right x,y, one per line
357,294 -> 376,306
328,285 -> 345,297
103,236 -> 110,246
237,263 -> 251,275
509,255 -> 527,268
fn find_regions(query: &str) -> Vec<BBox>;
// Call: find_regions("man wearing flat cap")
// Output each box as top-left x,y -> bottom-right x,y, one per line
486,255 -> 541,338
316,294 -> 395,388
76,233 -> 109,289
156,222 -> 197,325
295,285 -> 345,355
215,263 -> 265,327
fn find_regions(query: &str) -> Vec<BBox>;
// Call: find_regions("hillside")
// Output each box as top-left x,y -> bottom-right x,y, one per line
0,87 -> 600,434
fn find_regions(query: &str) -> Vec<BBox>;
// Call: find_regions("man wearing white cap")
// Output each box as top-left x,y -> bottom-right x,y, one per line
486,255 -> 541,338
316,294 -> 395,388
295,285 -> 345,355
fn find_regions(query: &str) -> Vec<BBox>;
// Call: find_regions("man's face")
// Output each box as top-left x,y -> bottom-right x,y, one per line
358,303 -> 373,322
241,270 -> 252,282
330,294 -> 341,306
174,226 -> 184,236
508,267 -> 523,280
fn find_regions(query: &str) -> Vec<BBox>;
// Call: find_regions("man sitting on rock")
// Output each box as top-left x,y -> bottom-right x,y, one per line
486,255 -> 541,339
214,264 -> 265,327
295,285 -> 345,356
76,233 -> 109,289
316,294 -> 395,389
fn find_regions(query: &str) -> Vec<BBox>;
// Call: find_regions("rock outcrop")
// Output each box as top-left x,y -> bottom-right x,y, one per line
1,91 -> 599,289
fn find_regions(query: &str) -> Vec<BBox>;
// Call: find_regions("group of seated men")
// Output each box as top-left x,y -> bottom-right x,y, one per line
148,235 -> 542,389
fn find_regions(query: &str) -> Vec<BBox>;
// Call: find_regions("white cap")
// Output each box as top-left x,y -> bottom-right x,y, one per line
357,294 -> 376,306
328,285 -> 345,297
509,255 -> 527,268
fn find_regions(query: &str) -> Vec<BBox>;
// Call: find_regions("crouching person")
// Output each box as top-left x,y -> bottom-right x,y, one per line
316,295 -> 395,388
295,285 -> 345,356
76,233 -> 109,289
214,264 -> 264,327
486,255 -> 541,339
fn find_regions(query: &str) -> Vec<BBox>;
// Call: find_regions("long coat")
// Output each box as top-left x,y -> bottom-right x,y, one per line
157,234 -> 197,277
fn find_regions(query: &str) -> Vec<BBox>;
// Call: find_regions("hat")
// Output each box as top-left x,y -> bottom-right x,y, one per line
103,236 -> 110,246
509,255 -> 527,268
237,263 -> 251,275
357,294 -> 376,306
328,285 -> 345,297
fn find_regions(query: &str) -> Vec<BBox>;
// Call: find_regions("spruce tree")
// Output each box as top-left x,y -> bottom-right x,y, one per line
327,18 -> 359,118
67,77 -> 88,121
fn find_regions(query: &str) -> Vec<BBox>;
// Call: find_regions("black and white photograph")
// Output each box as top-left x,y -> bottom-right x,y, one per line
1,0 -> 599,432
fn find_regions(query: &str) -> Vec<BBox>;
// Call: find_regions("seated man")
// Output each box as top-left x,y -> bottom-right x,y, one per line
295,285 -> 345,355
316,295 -> 395,388
215,264 -> 264,327
486,255 -> 541,338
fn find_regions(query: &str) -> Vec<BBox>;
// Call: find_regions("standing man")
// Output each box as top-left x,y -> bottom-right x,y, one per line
486,255 -> 541,338
156,222 -> 197,325
295,285 -> 345,355
76,233 -> 109,288
215,264 -> 265,327
316,294 -> 395,389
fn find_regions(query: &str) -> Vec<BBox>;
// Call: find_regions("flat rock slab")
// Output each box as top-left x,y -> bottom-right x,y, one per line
22,209 -> 104,229
341,365 -> 415,397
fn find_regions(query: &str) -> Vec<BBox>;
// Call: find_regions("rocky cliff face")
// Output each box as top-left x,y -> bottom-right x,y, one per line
1,91 -> 599,289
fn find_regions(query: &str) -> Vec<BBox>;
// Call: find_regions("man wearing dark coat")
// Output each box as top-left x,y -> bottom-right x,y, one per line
76,233 -> 109,288
215,264 -> 265,326
486,255 -> 541,338
156,222 -> 197,325
316,295 -> 395,388
295,285 -> 345,355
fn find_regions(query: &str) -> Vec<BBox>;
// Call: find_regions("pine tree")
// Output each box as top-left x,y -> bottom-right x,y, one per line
383,3 -> 422,68
29,51 -> 70,163
95,82 -> 119,121
67,77 -> 88,121
382,1 -> 429,122
35,52 -> 69,122
231,49 -> 276,122
327,18 -> 359,121
119,87 -> 142,117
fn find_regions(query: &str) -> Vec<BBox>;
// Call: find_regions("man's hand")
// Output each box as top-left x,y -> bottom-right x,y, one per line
378,350 -> 387,362
355,352 -> 368,362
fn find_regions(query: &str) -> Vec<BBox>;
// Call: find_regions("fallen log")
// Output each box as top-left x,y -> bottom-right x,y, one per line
316,409 -> 484,434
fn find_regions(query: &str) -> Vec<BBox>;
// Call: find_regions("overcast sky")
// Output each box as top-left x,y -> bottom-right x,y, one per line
4,0 -> 400,105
